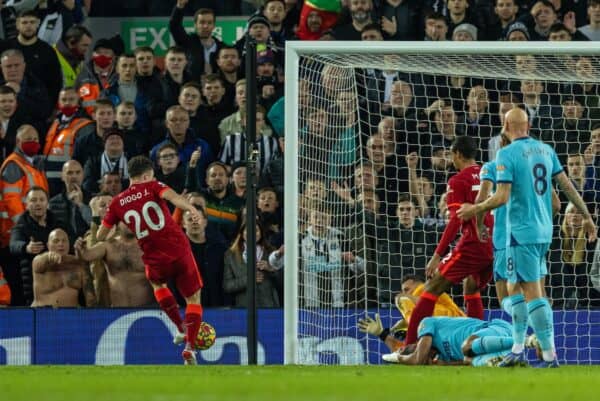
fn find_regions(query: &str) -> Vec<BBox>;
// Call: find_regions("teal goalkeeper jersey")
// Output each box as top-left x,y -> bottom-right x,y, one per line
417,317 -> 487,362
480,161 -> 507,251
495,137 -> 563,246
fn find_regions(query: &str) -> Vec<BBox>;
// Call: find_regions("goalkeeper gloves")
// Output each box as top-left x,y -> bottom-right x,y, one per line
358,313 -> 386,338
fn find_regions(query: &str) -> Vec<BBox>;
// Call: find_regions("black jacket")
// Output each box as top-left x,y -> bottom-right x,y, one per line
72,125 -> 105,167
49,191 -> 90,239
188,225 -> 229,307
169,6 -> 223,78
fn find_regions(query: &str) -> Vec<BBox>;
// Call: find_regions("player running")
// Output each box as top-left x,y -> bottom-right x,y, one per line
458,108 -> 597,368
399,136 -> 494,351
381,316 -> 517,366
96,156 -> 205,365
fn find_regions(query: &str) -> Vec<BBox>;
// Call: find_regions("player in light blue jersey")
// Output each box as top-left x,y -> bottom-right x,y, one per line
382,316 -> 515,366
458,108 -> 597,368
478,137 -> 511,303
477,135 -> 560,313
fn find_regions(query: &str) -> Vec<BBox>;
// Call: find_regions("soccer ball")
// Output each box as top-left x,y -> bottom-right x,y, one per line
195,322 -> 216,350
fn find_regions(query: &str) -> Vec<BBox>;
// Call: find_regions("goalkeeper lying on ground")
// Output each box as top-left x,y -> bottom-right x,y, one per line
358,275 -> 465,352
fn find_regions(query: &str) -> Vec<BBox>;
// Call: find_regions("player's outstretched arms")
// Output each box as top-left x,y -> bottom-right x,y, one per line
555,172 -> 597,241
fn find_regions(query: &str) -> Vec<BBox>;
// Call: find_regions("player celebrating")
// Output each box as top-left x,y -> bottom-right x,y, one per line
400,136 -> 494,349
381,316 -> 516,366
96,156 -> 205,365
458,108 -> 597,367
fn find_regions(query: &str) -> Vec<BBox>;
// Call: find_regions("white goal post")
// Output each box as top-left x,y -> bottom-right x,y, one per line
284,41 -> 600,365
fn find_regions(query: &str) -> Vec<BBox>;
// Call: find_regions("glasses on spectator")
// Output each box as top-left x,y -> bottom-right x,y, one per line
159,153 -> 178,160
168,118 -> 189,123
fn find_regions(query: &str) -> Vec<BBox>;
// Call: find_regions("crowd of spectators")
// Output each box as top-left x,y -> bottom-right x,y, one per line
1,0 -> 600,310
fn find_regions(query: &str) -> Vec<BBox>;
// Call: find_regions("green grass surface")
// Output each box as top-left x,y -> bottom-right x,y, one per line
1,365 -> 598,401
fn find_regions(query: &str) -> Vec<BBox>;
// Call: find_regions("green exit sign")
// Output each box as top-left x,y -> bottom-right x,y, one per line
122,18 -> 248,55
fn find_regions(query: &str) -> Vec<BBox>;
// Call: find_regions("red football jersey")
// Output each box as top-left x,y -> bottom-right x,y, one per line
436,164 -> 493,255
102,180 -> 192,265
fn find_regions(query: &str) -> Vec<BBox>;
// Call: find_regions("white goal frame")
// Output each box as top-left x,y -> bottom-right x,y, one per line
283,41 -> 600,365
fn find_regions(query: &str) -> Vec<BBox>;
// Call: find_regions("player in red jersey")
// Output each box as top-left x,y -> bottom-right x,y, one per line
401,136 -> 494,348
95,156 -> 204,365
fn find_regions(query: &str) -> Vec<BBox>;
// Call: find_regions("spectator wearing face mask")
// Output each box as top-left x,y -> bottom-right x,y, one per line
0,124 -> 48,250
75,36 -> 123,115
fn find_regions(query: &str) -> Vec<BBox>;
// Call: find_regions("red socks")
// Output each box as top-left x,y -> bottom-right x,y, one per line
154,287 -> 184,332
465,293 -> 484,320
184,303 -> 203,348
405,291 -> 438,345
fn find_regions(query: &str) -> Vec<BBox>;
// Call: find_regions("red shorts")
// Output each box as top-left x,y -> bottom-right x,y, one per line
145,251 -> 203,298
438,247 -> 493,289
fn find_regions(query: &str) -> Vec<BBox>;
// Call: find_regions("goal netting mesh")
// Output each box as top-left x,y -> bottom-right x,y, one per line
288,47 -> 600,365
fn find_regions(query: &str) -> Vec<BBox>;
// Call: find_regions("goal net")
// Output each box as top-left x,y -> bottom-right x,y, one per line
284,42 -> 600,365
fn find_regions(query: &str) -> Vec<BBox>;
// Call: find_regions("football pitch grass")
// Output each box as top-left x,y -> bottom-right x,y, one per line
1,365 -> 599,401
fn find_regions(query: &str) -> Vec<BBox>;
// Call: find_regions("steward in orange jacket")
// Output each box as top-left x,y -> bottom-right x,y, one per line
0,125 -> 48,247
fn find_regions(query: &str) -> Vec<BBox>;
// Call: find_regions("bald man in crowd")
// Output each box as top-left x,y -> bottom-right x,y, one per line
31,228 -> 96,307
75,222 -> 154,307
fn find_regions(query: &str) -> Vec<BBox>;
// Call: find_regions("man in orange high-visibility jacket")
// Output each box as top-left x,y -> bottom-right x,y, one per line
0,125 -> 48,248
43,87 -> 94,196
358,275 -> 466,352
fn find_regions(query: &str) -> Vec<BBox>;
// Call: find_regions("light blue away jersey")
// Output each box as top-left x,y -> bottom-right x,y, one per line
496,137 -> 562,246
418,317 -> 487,362
480,161 -> 507,251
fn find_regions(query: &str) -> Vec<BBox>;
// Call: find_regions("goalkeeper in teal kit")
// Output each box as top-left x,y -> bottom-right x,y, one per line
458,108 -> 597,367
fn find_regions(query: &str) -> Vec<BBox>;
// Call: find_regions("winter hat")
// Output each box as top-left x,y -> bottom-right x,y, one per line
248,14 -> 271,30
453,23 -> 477,41
505,22 -> 530,40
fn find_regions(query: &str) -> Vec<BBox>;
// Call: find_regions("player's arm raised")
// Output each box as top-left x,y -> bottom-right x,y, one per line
554,172 -> 597,241
161,188 -> 201,221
